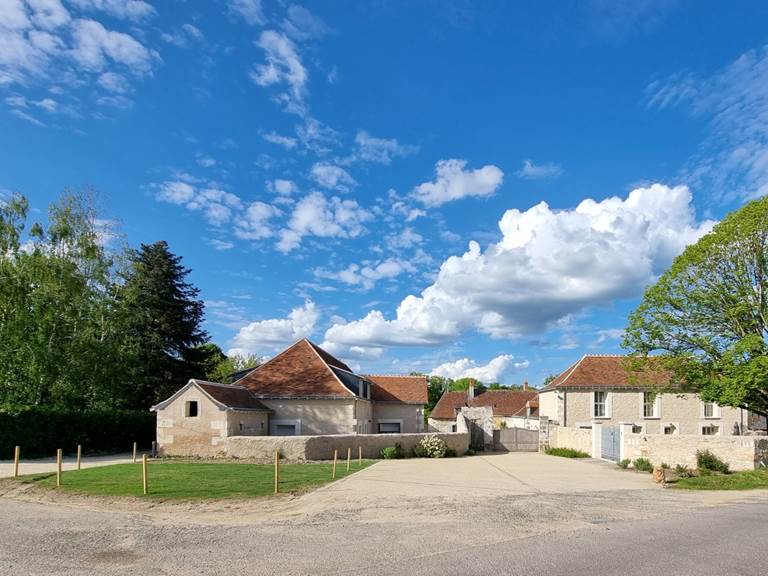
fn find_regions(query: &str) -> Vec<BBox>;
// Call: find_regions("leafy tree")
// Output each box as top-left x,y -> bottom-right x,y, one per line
117,241 -> 207,408
206,351 -> 261,383
451,377 -> 487,395
623,196 -> 768,422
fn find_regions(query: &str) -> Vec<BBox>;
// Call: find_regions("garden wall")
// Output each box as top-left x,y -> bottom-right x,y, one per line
548,426 -> 591,454
623,433 -> 768,471
225,431 -> 469,462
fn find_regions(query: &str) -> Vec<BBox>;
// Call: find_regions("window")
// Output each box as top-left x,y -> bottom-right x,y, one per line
702,424 -> 719,436
378,422 -> 401,434
274,424 -> 298,436
632,424 -> 644,434
185,401 -> 198,418
642,392 -> 659,418
593,391 -> 607,418
702,402 -> 718,418
663,423 -> 677,435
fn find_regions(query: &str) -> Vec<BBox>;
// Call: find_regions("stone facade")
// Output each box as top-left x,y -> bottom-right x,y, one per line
372,402 -> 423,434
548,426 -> 592,454
540,389 -> 748,436
427,418 -> 457,433
225,431 -> 470,462
260,398 -> 357,436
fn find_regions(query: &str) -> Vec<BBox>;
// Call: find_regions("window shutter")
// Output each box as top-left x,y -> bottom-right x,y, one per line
606,392 -> 613,418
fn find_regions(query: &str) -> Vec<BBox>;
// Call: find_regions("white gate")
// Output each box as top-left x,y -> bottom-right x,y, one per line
601,425 -> 620,461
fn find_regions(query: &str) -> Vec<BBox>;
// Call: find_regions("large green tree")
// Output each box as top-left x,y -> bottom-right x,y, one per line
116,241 -> 207,408
623,196 -> 768,421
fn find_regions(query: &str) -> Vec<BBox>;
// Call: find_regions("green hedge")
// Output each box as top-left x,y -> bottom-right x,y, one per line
0,408 -> 156,459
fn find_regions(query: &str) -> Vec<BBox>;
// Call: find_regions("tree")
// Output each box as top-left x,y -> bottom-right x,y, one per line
206,351 -> 261,383
623,196 -> 768,421
117,241 -> 207,408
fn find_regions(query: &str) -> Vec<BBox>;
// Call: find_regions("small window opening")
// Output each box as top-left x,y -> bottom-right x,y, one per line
185,400 -> 199,417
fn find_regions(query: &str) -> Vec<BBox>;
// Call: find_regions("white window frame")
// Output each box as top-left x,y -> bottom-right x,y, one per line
270,419 -> 302,436
662,422 -> 679,435
640,392 -> 660,419
701,422 -> 720,436
377,418 -> 404,434
701,401 -> 720,419
184,399 -> 200,418
593,391 -> 611,419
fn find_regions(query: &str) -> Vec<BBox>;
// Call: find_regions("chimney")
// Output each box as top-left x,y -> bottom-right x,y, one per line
523,380 -> 529,391
468,379 -> 475,400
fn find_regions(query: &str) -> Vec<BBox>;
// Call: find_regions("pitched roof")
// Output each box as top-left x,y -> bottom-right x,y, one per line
541,355 -> 671,392
195,381 -> 272,411
233,339 -> 354,398
366,375 -> 428,404
430,389 -> 538,419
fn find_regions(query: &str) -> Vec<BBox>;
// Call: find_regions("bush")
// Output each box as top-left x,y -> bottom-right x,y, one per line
696,449 -> 730,474
380,444 -> 404,459
0,407 -> 156,459
545,447 -> 590,458
418,434 -> 448,458
412,443 -> 428,458
444,448 -> 457,458
633,458 -> 653,472
465,448 -> 476,456
618,458 -> 631,469
675,464 -> 694,478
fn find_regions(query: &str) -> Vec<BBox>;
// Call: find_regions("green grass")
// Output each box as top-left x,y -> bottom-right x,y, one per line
544,447 -> 590,458
673,469 -> 768,491
17,460 -> 375,500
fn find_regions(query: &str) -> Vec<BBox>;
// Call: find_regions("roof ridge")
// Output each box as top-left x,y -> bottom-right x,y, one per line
557,355 -> 586,387
304,339 -> 356,397
364,374 -> 427,378
192,379 -> 247,390
230,338 -> 307,384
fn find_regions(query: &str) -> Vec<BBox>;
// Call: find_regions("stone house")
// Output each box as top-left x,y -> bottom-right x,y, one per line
428,384 -> 539,433
152,339 -> 427,456
538,354 -> 755,436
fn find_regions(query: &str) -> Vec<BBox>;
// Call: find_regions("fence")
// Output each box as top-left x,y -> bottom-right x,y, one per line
494,428 -> 538,451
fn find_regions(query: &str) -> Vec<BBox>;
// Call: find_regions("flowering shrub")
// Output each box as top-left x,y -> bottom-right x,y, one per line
418,434 -> 448,458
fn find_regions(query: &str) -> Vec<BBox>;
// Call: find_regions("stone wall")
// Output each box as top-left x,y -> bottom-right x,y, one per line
623,433 -> 768,471
549,426 -> 592,454
156,386 -> 229,457
226,430 -> 470,462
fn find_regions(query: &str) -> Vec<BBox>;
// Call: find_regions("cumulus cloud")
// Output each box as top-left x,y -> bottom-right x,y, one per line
310,162 -> 356,192
228,300 -> 319,355
315,258 -> 415,291
161,23 -> 204,48
516,159 -> 563,180
70,18 -> 157,75
430,355 -> 529,382
155,181 -> 243,226
324,184 -> 715,354
262,130 -> 297,149
277,191 -> 372,252
344,131 -> 418,165
68,0 -> 155,22
250,30 -> 307,115
413,159 -> 504,207
233,201 -> 281,240
228,0 -> 265,26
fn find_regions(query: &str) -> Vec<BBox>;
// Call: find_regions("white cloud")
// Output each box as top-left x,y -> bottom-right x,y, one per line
69,18 -> 158,75
430,355 -> 528,383
516,159 -> 563,180
315,258 -> 415,291
268,179 -> 297,196
386,227 -> 423,250
647,44 -> 768,201
324,184 -> 715,352
196,155 -> 216,168
155,181 -> 243,226
250,30 -> 307,115
310,162 -> 356,192
161,23 -> 204,48
346,131 -> 418,165
262,130 -> 297,149
27,0 -> 71,30
97,71 -> 130,93
68,0 -> 155,21
227,0 -> 265,26
228,300 -> 319,355
281,4 -> 329,41
413,159 -> 504,207
209,238 -> 235,251
277,191 -> 372,252
234,201 -> 281,240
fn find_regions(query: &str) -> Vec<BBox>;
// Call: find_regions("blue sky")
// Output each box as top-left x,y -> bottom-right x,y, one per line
2,0 -> 768,385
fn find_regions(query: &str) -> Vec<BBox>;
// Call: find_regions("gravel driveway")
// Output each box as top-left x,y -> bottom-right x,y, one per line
1,452 -> 765,575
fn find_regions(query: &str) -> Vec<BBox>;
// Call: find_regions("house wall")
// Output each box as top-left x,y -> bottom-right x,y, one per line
548,426 -> 592,454
373,403 -> 424,434
354,399 -> 373,434
563,390 -> 745,435
261,398 -> 355,435
428,418 -> 456,433
497,416 -> 540,430
155,386 -> 228,457
226,411 -> 269,437
538,390 -> 560,423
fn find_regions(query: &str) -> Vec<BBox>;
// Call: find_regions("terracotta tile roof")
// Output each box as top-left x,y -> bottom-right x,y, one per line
366,375 -> 428,404
194,380 -> 272,411
541,355 -> 672,392
430,389 -> 538,419
233,339 -> 354,398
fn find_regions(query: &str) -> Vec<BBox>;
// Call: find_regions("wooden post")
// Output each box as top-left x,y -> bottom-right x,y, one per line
346,447 -> 351,472
56,449 -> 62,487
76,444 -> 82,471
13,446 -> 20,478
274,450 -> 280,494
332,449 -> 338,479
142,454 -> 148,495
132,442 -> 137,463
358,446 -> 362,466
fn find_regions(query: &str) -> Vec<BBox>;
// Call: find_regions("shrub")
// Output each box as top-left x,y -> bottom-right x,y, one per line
0,408 -> 156,459
660,462 -> 670,469
465,448 -> 476,456
545,447 -> 590,458
412,443 -> 428,458
633,458 -> 653,472
618,458 -> 631,469
444,448 -> 457,458
675,464 -> 694,478
380,445 -> 402,459
696,449 -> 730,474
418,434 -> 448,458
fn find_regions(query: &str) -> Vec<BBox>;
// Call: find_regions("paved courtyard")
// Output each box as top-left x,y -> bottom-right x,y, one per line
0,453 -> 135,479
1,452 -> 766,575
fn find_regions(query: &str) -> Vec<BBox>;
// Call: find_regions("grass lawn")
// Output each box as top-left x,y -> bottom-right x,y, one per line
17,459 -> 375,499
673,469 -> 768,491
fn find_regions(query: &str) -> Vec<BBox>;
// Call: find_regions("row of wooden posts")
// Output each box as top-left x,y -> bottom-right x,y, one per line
275,446 -> 363,493
12,442 -> 149,495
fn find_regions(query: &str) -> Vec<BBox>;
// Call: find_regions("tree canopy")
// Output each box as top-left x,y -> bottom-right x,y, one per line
623,196 -> 768,418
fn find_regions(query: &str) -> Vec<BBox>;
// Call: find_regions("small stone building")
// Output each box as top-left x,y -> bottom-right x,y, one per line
152,339 -> 428,456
